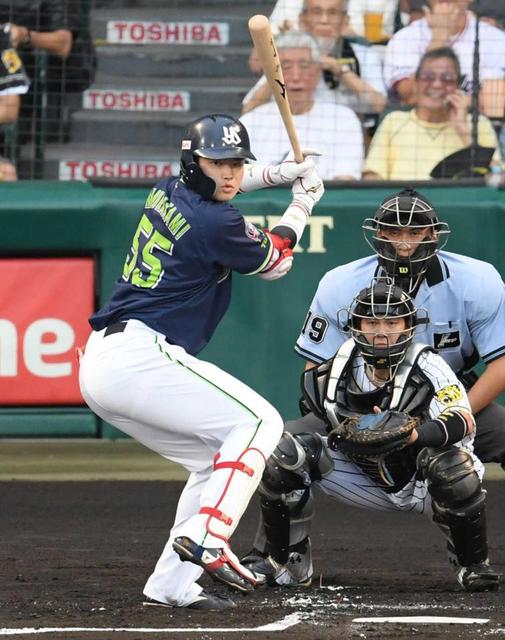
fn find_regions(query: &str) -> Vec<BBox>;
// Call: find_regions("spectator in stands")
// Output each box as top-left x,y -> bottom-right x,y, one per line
384,0 -> 505,119
260,0 -> 401,40
0,0 -> 81,145
241,31 -> 364,180
364,47 -> 501,180
0,25 -> 30,124
243,0 -> 387,117
0,154 -> 17,180
248,0 -> 400,73
0,25 -> 30,176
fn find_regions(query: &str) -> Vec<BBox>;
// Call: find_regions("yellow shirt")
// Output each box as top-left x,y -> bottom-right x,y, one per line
364,110 -> 501,180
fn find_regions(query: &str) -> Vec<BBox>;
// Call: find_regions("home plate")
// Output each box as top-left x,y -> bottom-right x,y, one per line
353,616 -> 490,625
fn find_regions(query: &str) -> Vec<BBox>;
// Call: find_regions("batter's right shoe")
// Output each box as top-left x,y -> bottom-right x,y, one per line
456,561 -> 501,592
143,592 -> 236,610
173,536 -> 257,594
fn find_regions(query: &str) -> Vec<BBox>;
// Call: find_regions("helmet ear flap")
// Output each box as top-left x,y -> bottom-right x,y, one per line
180,151 -> 216,200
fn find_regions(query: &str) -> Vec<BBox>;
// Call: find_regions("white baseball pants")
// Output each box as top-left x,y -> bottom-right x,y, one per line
79,319 -> 283,606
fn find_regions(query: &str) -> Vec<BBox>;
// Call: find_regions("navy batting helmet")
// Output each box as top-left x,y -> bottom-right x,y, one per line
180,114 -> 256,199
362,188 -> 450,293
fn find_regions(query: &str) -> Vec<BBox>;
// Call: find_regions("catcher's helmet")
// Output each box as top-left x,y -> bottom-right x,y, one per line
362,188 -> 450,293
348,279 -> 425,371
179,114 -> 256,199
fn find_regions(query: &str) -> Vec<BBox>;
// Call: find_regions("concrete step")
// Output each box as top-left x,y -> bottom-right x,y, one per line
19,142 -> 181,181
91,5 -> 274,46
96,43 -> 254,78
69,109 -> 206,147
94,0 -> 274,8
89,73 -> 252,91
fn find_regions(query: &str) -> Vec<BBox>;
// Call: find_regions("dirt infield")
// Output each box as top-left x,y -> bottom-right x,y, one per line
1,479 -> 504,639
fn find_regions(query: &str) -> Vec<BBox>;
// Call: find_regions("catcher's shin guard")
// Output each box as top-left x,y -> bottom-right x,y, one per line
255,431 -> 332,563
200,447 -> 266,544
418,447 -> 489,567
261,487 -> 314,564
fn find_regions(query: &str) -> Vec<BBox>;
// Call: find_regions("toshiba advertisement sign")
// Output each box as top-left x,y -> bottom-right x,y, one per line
0,258 -> 94,405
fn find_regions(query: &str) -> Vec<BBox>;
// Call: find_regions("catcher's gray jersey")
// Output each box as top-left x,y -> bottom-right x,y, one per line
295,252 -> 505,373
318,341 -> 481,513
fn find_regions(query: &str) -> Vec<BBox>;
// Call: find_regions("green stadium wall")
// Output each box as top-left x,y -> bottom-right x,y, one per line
1,182 -> 504,437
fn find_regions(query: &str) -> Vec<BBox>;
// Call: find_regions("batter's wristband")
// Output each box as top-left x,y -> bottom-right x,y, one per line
416,410 -> 468,447
270,197 -> 312,247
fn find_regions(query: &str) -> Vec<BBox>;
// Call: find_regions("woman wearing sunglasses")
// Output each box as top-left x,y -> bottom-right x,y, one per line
363,47 -> 502,180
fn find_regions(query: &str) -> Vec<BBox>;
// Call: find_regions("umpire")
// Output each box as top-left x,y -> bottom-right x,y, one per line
294,187 -> 505,469
243,187 -> 505,588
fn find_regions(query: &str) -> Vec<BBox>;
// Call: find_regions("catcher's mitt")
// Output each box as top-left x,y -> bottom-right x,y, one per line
327,410 -> 420,457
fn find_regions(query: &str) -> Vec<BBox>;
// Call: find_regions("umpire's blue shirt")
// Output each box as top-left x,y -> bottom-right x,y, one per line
295,252 -> 505,374
91,177 -> 273,355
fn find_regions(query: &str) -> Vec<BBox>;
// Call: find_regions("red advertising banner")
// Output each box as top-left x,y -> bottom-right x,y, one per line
0,258 -> 94,405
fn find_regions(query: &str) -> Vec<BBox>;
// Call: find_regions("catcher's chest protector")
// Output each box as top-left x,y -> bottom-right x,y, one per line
323,341 -> 435,492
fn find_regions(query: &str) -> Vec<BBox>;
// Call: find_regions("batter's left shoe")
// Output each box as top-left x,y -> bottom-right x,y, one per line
456,560 -> 501,592
173,536 -> 257,594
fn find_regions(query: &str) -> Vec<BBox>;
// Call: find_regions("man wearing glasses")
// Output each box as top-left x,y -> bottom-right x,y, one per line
364,47 -> 501,180
243,0 -> 387,118
384,0 -> 505,118
241,30 -> 364,180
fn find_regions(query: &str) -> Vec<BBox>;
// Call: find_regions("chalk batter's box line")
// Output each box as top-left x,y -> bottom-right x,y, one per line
0,613 -> 303,635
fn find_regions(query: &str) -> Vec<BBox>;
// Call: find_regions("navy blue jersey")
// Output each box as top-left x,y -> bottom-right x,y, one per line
90,177 -> 274,355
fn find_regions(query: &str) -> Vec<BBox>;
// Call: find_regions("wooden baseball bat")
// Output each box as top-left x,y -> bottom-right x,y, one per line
248,14 -> 304,163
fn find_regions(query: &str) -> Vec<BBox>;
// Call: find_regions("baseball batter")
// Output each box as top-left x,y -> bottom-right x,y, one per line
251,281 -> 500,592
78,114 -> 324,610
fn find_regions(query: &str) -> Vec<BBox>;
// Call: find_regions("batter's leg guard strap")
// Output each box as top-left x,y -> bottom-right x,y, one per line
199,507 -> 232,526
213,453 -> 255,477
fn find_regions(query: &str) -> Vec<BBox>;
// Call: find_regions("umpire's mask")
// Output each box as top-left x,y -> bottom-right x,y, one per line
362,188 -> 450,294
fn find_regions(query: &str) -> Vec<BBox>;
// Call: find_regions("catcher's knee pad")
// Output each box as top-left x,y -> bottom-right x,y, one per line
417,446 -> 484,516
259,431 -> 332,499
295,432 -> 334,481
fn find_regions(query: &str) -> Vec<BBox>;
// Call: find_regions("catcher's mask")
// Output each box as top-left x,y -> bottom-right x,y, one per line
179,114 -> 256,199
362,188 -> 450,294
346,279 -> 426,372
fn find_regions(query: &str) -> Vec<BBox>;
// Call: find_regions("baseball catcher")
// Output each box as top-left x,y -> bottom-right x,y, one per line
243,279 -> 500,592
